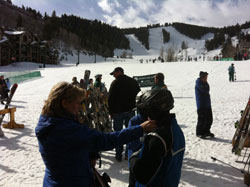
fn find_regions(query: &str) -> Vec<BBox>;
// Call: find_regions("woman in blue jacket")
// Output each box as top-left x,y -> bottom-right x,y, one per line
35,81 -> 156,187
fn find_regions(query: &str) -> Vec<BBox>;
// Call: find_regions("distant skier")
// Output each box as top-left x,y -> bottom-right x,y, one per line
228,63 -> 235,82
195,71 -> 214,138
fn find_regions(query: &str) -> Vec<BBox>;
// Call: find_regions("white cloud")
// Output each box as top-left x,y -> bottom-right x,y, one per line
101,0 -> 250,28
104,6 -> 149,28
11,0 -> 250,28
98,0 -> 113,13
129,0 -> 157,13
113,0 -> 121,8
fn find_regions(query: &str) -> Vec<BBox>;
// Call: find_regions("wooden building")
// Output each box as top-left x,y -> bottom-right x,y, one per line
0,27 -> 58,66
239,39 -> 250,52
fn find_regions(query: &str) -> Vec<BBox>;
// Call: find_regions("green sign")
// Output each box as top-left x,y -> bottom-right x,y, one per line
133,74 -> 156,87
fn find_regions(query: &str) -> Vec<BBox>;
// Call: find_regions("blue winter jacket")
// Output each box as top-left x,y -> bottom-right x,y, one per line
127,114 -> 146,162
35,115 -> 143,187
130,115 -> 185,187
195,78 -> 211,109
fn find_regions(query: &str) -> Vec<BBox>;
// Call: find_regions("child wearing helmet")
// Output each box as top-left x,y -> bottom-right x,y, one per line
128,88 -> 185,187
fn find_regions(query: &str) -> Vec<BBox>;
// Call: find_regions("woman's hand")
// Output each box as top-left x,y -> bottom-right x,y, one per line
140,119 -> 157,133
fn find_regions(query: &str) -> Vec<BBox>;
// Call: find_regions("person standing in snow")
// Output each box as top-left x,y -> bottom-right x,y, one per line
228,63 -> 235,82
71,77 -> 81,87
108,67 -> 141,162
94,74 -> 104,92
151,73 -> 167,90
129,88 -> 185,187
195,71 -> 214,138
35,81 -> 156,187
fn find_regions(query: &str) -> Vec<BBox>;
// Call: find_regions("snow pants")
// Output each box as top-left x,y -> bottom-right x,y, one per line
196,108 -> 213,135
229,73 -> 234,82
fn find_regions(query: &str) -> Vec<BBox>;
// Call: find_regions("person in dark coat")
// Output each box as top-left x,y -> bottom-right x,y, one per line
228,63 -> 235,82
0,75 -> 9,104
195,71 -> 214,138
129,89 -> 185,187
151,73 -> 167,90
108,67 -> 141,161
71,77 -> 81,87
35,81 -> 156,187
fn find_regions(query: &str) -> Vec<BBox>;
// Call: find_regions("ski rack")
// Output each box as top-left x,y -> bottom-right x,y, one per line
78,70 -> 112,133
232,96 -> 250,186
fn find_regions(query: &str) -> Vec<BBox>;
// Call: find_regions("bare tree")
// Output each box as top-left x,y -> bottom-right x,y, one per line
165,47 -> 175,62
159,46 -> 165,60
121,51 -> 127,58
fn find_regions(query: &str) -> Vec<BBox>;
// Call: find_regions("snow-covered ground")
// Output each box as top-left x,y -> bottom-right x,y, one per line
0,58 -> 250,187
1,25 -> 250,186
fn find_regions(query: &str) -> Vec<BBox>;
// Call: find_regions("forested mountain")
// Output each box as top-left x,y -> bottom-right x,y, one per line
205,21 -> 250,51
43,13 -> 130,57
171,22 -> 219,39
0,0 -> 44,34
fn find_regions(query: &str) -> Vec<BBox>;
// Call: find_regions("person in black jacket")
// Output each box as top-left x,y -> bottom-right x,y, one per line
108,67 -> 141,162
0,75 -> 9,104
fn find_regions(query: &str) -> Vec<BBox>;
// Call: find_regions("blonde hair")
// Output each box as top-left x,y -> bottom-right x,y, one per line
42,81 -> 85,117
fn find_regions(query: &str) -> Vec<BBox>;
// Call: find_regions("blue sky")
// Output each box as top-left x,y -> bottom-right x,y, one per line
12,0 -> 250,28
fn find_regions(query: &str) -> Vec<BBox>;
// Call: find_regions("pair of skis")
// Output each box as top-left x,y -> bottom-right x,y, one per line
232,97 -> 250,154
0,83 -> 18,137
80,70 -> 112,132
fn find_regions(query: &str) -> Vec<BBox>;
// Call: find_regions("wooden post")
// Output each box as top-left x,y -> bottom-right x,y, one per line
0,107 -> 24,129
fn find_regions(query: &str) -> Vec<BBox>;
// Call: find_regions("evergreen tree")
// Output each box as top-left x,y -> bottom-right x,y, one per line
162,29 -> 170,43
51,10 -> 56,18
181,41 -> 188,50
16,14 -> 23,28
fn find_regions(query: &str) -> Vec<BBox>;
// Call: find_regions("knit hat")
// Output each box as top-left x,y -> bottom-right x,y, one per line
199,71 -> 208,78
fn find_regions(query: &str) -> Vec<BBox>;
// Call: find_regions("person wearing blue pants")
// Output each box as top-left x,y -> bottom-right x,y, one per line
108,67 -> 141,162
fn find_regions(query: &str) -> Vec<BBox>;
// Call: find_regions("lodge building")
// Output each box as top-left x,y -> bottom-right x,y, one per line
0,27 -> 59,66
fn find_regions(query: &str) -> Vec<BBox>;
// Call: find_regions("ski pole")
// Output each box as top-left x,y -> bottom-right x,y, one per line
211,156 -> 244,173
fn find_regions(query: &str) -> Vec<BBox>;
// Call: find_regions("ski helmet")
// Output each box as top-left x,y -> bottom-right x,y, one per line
136,88 -> 174,119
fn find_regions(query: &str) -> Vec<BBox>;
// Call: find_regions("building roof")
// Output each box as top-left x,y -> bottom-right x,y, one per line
4,31 -> 25,35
